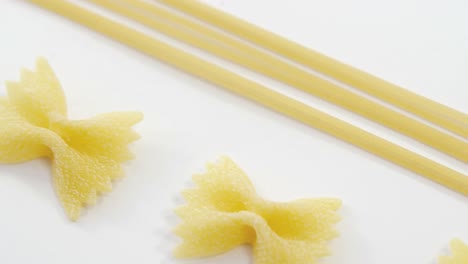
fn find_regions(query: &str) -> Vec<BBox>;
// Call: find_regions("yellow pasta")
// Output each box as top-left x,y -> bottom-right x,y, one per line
160,0 -> 468,139
440,239 -> 468,264
89,0 -> 468,162
28,0 -> 468,196
0,58 -> 143,220
175,157 -> 341,263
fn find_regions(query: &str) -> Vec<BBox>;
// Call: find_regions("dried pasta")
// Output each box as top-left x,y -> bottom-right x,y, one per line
174,157 -> 341,263
0,58 -> 143,220
29,0 -> 468,196
440,239 -> 468,264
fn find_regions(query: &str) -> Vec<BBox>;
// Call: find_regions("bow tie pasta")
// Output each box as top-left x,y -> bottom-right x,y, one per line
174,157 -> 341,264
0,58 -> 143,220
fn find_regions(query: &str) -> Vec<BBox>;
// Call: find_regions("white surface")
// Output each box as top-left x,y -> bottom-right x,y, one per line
0,0 -> 467,263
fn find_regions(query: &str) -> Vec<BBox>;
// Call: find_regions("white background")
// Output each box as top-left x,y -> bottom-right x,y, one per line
0,0 -> 467,263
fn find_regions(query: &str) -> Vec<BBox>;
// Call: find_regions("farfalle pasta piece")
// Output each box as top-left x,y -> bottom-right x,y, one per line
0,58 -> 143,220
174,157 -> 341,263
440,239 -> 468,264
